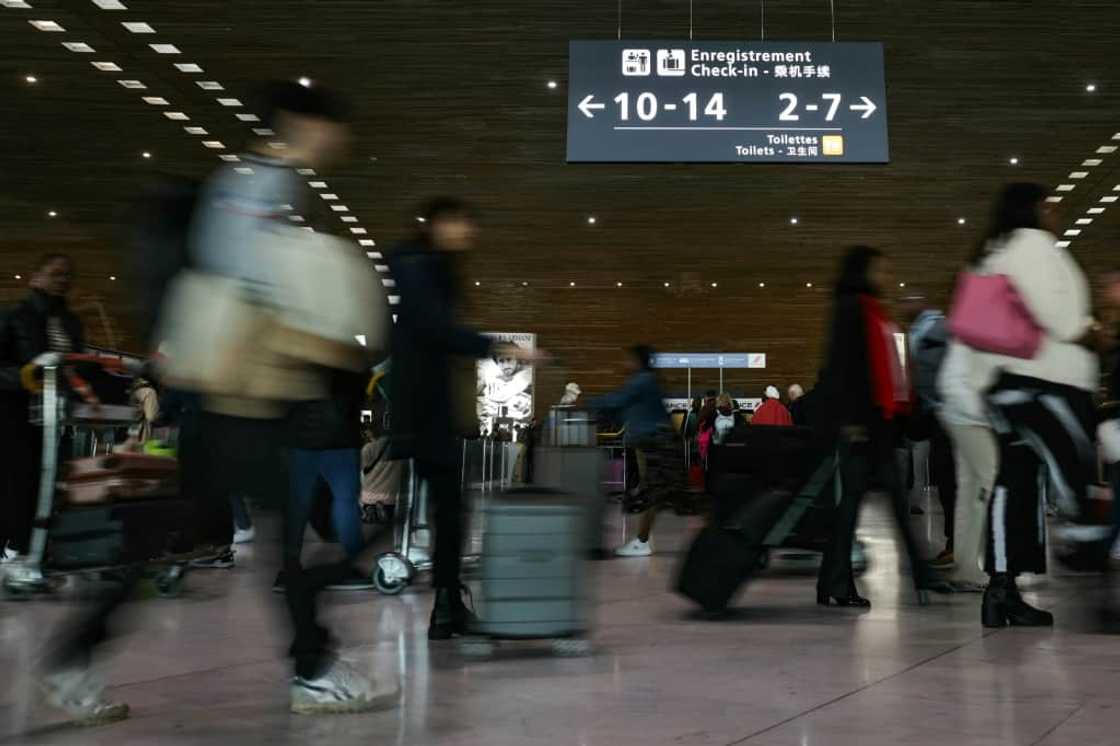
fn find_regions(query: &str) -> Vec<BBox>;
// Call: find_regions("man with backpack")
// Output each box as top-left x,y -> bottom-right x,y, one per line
901,295 -> 957,572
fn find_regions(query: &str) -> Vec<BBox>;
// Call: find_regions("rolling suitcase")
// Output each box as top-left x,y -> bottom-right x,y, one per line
463,487 -> 592,656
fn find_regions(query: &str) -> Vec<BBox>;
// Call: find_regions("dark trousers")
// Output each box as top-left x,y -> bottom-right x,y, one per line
928,424 -> 958,548
415,459 -> 463,589
285,448 -> 364,567
1,421 -> 41,554
818,428 -> 927,597
985,441 -> 1046,575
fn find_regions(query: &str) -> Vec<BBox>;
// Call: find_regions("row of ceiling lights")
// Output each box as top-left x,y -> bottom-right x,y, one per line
465,280 -> 916,289
10,0 -> 395,297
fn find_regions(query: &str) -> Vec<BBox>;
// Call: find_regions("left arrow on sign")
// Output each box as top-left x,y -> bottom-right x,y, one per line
849,96 -> 877,119
578,94 -> 606,118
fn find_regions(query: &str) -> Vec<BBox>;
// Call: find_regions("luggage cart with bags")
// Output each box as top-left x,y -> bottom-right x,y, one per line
2,358 -> 195,600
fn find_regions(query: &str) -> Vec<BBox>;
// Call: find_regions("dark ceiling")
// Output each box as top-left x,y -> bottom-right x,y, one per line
2,0 -> 1119,395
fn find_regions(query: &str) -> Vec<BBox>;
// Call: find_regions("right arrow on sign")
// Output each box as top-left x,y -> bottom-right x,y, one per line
849,96 -> 877,119
578,94 -> 605,118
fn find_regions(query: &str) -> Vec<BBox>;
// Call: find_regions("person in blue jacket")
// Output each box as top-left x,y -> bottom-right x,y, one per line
590,345 -> 683,558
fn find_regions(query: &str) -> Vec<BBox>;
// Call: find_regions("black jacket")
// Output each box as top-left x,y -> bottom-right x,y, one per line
286,370 -> 367,451
387,242 -> 492,467
817,293 -> 877,437
0,290 -> 84,422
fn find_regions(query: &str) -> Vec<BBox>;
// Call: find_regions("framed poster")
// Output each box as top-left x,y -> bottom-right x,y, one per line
476,332 -> 536,435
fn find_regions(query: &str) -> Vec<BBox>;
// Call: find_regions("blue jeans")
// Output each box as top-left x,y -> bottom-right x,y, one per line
286,448 -> 364,567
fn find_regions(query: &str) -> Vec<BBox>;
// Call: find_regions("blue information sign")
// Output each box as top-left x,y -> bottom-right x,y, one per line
567,41 -> 888,163
650,353 -> 765,369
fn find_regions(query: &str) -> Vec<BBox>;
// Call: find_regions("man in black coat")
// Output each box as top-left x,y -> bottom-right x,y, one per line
388,198 -> 541,639
0,254 -> 83,557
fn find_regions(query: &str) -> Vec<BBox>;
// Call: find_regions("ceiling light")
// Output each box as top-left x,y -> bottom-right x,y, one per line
758,282 -> 766,288
1088,207 -> 1106,215
62,42 -> 95,53
201,140 -> 225,149
141,151 -> 151,159
341,216 -> 358,223
235,113 -> 260,122
2,1 -> 32,8
710,282 -> 718,288
1056,241 -> 1071,248
1064,229 -> 1082,237
569,281 -> 576,287
320,193 -> 338,200
957,217 -> 966,225
547,80 -> 558,89
218,154 -> 240,162
899,282 -> 906,288
216,98 -> 242,107
121,21 -> 154,33
174,63 -> 202,73
522,281 -> 529,287
1070,171 -> 1089,179
298,76 -> 312,87
388,295 -> 400,306
295,167 -> 315,175
183,126 -> 207,134
47,210 -> 57,217
13,274 -> 22,280
663,282 -> 670,287
358,239 -> 376,247
1008,157 -> 1019,166
25,75 -> 37,84
1083,159 -> 1103,167
91,61 -> 122,71
164,111 -> 189,120
1086,83 -> 1097,93
1102,196 -> 1119,203
267,141 -> 287,150
330,205 -> 349,212
806,282 -> 813,288
29,20 -> 65,32
616,282 -> 623,287
586,216 -> 597,225
253,128 -> 275,137
350,227 -> 367,235
142,96 -> 168,105
366,251 -> 383,258
149,43 -> 180,54
118,79 -> 146,89
1045,196 -> 1063,203
109,275 -> 117,281
1075,218 -> 1093,225
1099,146 -> 1119,154
234,167 -> 254,175
92,0 -> 128,8
789,217 -> 799,225
196,81 -> 223,91
415,216 -> 426,223
288,215 -> 305,223
474,281 -> 481,287
308,181 -> 328,188
1056,184 -> 1076,192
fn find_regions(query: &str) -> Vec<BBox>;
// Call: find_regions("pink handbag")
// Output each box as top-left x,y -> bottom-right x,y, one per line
947,272 -> 1041,359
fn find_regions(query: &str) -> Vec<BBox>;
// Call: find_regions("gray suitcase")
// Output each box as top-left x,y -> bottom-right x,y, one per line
533,447 -> 607,554
471,487 -> 590,643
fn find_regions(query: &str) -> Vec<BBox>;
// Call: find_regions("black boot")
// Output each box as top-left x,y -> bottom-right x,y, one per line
428,586 -> 476,640
982,573 -> 1053,628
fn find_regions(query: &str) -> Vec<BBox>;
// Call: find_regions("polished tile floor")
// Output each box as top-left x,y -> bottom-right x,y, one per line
2,496 -> 1119,745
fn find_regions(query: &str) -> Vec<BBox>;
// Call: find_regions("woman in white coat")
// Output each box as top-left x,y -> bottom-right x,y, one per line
962,183 -> 1098,629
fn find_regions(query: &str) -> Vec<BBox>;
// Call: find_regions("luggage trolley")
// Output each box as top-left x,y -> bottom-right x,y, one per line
2,359 -> 193,600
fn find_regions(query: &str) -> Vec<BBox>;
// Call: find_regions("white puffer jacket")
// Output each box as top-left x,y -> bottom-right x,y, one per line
938,228 -> 1097,427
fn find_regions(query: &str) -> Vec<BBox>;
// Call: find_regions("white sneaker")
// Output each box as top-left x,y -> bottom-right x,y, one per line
40,667 -> 129,725
290,659 -> 400,715
1,544 -> 18,563
233,526 -> 256,545
614,538 -> 653,558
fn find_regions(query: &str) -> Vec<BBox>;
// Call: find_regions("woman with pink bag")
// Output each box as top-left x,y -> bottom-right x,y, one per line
946,182 -> 1099,629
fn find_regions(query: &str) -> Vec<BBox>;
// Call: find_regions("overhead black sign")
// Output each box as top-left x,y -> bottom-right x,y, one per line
566,41 -> 888,163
